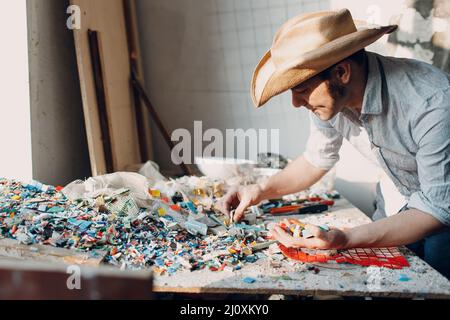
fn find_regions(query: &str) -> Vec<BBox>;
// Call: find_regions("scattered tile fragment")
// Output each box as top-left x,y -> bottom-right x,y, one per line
243,277 -> 256,284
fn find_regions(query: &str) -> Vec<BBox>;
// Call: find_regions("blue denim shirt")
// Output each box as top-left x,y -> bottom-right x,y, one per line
304,51 -> 450,225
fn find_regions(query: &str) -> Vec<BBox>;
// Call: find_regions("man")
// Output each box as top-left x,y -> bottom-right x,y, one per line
218,9 -> 450,278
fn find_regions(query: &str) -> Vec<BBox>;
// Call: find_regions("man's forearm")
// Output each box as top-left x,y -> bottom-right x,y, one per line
343,209 -> 445,249
258,155 -> 328,200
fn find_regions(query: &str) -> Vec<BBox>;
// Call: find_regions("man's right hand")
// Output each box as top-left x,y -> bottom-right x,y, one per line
216,184 -> 265,222
215,156 -> 328,223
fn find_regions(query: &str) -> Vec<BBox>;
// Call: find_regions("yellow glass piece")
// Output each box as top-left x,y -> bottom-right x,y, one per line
242,247 -> 252,255
193,188 -> 207,198
158,208 -> 166,217
150,189 -> 161,198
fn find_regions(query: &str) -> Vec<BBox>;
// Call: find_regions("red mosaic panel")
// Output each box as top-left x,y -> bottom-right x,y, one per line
278,244 -> 410,269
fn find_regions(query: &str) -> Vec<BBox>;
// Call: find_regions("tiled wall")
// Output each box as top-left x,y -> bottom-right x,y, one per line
136,0 -> 330,172
330,0 -> 450,214
135,0 -> 401,215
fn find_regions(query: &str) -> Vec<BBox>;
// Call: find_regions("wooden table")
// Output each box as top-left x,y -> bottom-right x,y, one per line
154,198 -> 450,299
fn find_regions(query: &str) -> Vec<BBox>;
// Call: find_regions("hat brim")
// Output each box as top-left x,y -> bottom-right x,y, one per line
251,25 -> 397,108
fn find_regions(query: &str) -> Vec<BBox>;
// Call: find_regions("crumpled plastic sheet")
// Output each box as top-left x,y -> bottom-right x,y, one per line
138,161 -> 167,185
62,172 -> 156,208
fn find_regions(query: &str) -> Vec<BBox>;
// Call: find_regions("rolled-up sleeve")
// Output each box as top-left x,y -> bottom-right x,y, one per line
303,112 -> 343,170
408,91 -> 450,225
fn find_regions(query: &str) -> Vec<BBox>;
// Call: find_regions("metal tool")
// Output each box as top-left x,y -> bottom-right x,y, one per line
269,203 -> 329,215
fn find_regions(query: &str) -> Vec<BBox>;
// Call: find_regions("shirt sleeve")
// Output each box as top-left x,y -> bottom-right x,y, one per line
408,90 -> 450,225
303,112 -> 343,170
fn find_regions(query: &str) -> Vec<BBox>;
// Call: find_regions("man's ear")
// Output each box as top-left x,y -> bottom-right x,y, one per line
333,61 -> 351,85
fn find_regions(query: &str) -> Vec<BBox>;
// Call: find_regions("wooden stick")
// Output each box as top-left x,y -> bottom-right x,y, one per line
123,0 -> 148,163
131,73 -> 191,176
88,30 -> 114,173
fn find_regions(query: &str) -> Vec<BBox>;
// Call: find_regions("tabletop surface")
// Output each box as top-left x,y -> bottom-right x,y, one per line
154,198 -> 450,299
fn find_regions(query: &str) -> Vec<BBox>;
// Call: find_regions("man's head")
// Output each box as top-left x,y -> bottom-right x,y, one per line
290,49 -> 368,121
251,10 -> 397,108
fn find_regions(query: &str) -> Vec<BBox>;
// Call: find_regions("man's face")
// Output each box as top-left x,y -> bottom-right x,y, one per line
291,73 -> 347,121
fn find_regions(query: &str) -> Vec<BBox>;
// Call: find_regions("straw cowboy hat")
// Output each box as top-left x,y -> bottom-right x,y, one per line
251,9 -> 397,107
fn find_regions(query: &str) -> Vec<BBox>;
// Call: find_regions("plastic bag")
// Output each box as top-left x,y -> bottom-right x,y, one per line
62,172 -> 152,208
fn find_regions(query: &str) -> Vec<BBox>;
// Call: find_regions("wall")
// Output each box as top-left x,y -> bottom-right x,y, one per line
136,0 -> 449,216
26,0 -> 91,186
331,0 -> 450,71
136,0 -> 329,172
0,0 -> 33,182
331,0 -> 450,215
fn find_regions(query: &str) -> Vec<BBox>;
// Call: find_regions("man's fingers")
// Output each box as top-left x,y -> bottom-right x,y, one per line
270,226 -> 289,246
216,197 -> 230,215
271,225 -> 306,248
233,198 -> 250,222
217,188 -> 239,215
305,224 -> 326,239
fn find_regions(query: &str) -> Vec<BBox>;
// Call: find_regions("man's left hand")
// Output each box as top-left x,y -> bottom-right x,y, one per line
270,224 -> 349,250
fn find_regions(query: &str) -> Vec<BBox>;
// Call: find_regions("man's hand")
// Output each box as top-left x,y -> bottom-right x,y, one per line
215,155 -> 328,222
270,224 -> 349,250
270,209 -> 445,250
216,184 -> 264,222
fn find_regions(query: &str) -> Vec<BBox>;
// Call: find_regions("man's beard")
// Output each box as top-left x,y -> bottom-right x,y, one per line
325,81 -> 346,119
328,81 -> 346,101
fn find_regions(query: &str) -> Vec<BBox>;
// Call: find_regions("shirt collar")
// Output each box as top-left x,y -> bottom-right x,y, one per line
361,52 -> 383,115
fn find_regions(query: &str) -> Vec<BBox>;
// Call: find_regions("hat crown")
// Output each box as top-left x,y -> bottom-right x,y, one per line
271,9 -> 357,67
